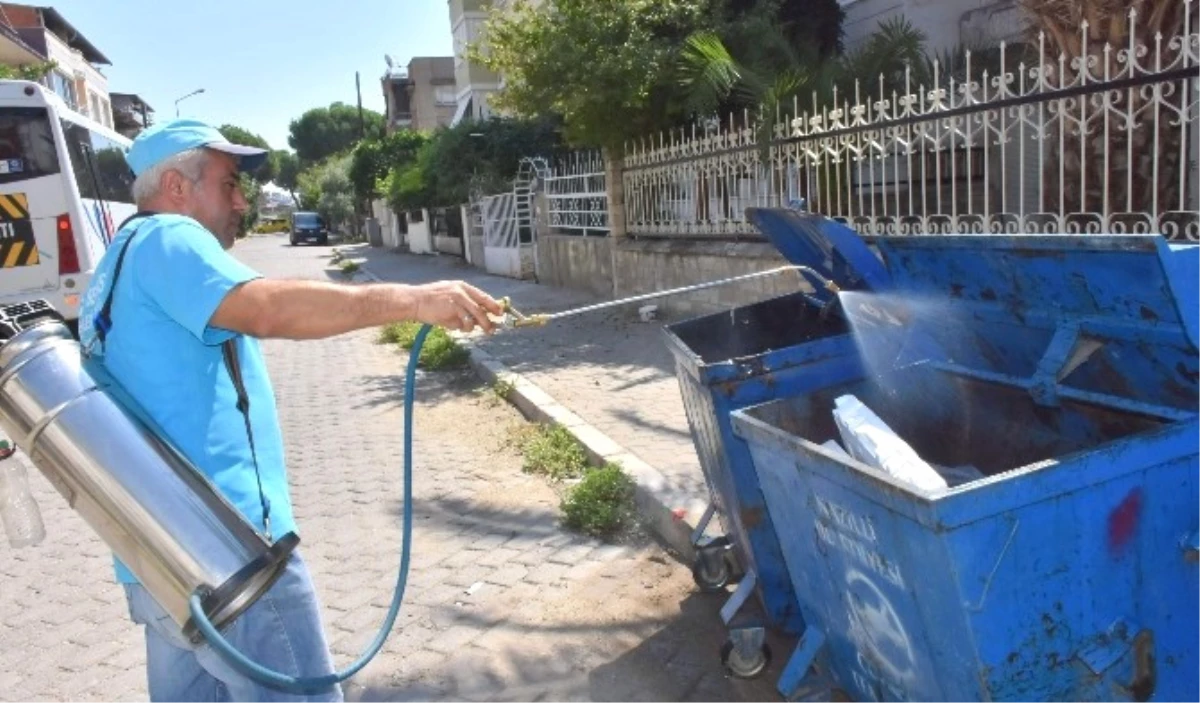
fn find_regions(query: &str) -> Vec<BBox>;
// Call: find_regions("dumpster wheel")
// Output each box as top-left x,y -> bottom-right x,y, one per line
720,638 -> 771,679
691,548 -> 732,592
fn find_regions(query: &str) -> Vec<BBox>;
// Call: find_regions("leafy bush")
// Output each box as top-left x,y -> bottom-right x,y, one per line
561,463 -> 636,539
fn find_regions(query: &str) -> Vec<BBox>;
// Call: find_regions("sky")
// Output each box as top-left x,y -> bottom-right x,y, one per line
49,0 -> 455,151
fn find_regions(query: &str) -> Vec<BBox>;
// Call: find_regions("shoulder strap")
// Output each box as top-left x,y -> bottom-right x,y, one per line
91,211 -> 159,348
92,210 -> 274,540
222,338 -> 272,540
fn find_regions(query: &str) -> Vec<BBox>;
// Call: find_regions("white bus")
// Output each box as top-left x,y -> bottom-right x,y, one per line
0,79 -> 137,334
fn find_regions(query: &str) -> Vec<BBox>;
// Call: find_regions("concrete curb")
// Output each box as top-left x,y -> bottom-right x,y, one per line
351,261 -> 707,563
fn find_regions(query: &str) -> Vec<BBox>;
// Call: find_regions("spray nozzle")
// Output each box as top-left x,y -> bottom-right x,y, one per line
494,297 -> 549,329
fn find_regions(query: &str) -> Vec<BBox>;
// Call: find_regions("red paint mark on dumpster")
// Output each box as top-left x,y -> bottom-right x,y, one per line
741,506 -> 764,529
1107,488 -> 1143,554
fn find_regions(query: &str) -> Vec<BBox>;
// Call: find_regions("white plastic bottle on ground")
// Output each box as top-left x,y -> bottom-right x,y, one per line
0,443 -> 46,548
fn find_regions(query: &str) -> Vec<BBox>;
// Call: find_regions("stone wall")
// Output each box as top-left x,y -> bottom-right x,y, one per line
534,233 -> 804,320
535,234 -> 612,298
611,239 -> 796,318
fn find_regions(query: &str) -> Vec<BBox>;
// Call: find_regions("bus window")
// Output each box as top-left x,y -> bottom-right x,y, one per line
62,120 -> 134,204
0,107 -> 61,185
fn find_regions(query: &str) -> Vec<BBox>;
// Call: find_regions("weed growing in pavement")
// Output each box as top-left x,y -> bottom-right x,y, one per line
501,407 -> 638,539
491,378 -> 516,401
561,463 -> 636,539
340,260 -> 360,275
378,321 -> 420,347
418,329 -> 470,370
377,321 -> 469,370
476,377 -> 516,407
520,423 -> 589,481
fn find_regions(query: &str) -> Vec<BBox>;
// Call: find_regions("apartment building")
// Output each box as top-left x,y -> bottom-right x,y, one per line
0,3 -> 114,127
382,56 -> 457,132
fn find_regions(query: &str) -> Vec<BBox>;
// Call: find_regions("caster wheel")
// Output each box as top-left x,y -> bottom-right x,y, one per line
692,550 -> 731,592
720,639 -> 772,679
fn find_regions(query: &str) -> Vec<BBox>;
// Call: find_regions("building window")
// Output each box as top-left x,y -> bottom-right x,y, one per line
48,71 -> 78,111
434,85 -> 456,105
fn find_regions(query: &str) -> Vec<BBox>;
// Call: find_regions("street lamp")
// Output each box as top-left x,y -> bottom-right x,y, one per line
174,88 -> 206,117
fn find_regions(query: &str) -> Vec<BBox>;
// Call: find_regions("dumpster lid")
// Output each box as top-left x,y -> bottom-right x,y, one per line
747,207 -> 890,297
871,234 -> 1199,415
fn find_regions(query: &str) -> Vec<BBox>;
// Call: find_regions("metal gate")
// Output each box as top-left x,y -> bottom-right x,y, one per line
477,158 -> 548,279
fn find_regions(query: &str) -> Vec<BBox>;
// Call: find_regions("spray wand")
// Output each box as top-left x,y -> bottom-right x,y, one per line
493,265 -> 841,329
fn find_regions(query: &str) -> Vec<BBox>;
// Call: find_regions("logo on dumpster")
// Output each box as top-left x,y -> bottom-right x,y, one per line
846,568 -> 916,685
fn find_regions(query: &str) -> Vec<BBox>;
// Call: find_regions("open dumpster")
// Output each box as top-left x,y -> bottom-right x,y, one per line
729,233 -> 1199,701
662,208 -> 890,673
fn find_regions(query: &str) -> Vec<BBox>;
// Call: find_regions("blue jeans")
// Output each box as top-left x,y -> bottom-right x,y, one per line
124,553 -> 343,702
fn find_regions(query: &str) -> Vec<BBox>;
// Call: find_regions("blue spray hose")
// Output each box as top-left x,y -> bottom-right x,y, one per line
188,324 -> 432,694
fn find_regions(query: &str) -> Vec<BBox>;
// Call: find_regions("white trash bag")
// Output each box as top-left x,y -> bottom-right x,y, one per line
832,394 -> 948,493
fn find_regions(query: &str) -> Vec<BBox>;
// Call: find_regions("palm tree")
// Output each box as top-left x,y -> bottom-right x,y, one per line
1021,0 -> 1190,227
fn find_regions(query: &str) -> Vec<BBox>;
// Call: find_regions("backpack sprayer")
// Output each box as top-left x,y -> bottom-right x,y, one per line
0,265 -> 840,694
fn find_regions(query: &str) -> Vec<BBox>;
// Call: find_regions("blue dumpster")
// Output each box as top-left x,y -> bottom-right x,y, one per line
730,233 -> 1199,701
662,208 -> 889,662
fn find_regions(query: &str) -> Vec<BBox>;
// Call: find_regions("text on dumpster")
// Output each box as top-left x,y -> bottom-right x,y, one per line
813,495 -> 905,589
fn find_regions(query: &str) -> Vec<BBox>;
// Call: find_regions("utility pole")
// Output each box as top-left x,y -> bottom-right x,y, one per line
355,71 -> 364,139
354,70 -> 365,237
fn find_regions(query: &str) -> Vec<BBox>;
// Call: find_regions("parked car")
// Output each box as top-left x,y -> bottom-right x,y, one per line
289,211 -> 328,246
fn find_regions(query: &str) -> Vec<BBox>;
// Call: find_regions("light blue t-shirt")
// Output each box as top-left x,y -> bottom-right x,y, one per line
78,214 -> 297,584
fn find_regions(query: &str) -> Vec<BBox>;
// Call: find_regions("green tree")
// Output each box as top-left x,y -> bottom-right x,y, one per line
476,0 -> 710,150
287,103 -> 384,166
299,155 -> 354,229
217,124 -> 277,183
383,148 -> 434,213
349,129 -> 428,202
719,1 -> 844,64
274,150 -> 302,206
237,174 -> 262,237
408,117 -> 562,208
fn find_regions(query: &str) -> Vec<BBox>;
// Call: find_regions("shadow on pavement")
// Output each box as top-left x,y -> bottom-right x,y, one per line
348,591 -> 791,702
354,367 -> 491,412
396,494 -> 565,546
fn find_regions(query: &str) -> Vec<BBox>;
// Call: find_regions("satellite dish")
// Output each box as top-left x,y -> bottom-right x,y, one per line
384,54 -> 394,68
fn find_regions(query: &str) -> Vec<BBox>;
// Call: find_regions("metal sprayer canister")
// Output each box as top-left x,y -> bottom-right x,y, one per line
0,301 -> 297,641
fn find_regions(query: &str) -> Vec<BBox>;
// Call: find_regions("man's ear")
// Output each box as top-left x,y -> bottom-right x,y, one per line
159,169 -> 187,202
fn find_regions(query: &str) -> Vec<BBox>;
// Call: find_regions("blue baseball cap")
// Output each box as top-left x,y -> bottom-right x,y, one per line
126,118 -> 268,177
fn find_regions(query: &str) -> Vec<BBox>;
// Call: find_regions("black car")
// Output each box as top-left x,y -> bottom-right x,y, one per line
289,211 -> 329,246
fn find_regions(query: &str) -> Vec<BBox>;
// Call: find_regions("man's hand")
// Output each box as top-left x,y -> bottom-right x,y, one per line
410,281 -> 504,333
212,278 -> 506,340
